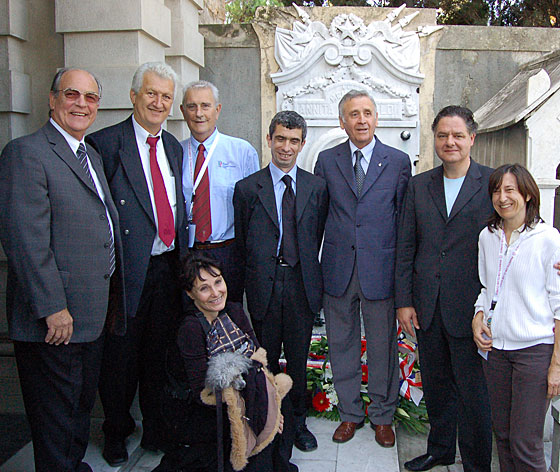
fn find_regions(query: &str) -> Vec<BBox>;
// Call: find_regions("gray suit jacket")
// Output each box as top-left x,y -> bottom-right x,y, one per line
0,122 -> 125,342
314,138 -> 411,300
395,159 -> 494,337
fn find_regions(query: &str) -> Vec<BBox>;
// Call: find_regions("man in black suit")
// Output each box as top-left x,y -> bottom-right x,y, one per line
0,68 -> 125,472
234,111 -> 328,453
86,62 -> 187,466
395,106 -> 493,471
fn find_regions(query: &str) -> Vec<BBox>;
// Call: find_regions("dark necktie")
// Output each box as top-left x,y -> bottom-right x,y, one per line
146,136 -> 174,247
354,150 -> 365,198
77,143 -> 115,276
280,174 -> 298,267
193,143 -> 212,242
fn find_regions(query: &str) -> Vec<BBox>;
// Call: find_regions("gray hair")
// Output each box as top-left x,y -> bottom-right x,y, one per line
130,62 -> 178,94
182,80 -> 220,105
49,68 -> 102,117
338,89 -> 377,120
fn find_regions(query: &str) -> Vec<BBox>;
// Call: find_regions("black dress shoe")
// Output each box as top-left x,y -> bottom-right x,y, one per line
294,423 -> 318,451
404,453 -> 454,471
102,436 -> 128,467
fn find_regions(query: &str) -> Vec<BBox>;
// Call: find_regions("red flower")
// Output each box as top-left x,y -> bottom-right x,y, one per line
361,364 -> 368,384
309,352 -> 326,360
312,392 -> 330,412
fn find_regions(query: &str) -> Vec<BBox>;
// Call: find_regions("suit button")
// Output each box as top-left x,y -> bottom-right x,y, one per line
269,276 -> 273,281
104,274 -> 110,280
120,199 -> 126,206
356,224 -> 361,228
441,251 -> 446,257
99,214 -> 106,220
104,242 -> 110,248
124,229 -> 130,235
351,245 -> 355,250
435,273 -> 440,279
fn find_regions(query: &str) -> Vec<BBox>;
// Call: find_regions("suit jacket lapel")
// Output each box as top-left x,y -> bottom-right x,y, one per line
295,167 -> 312,223
118,118 -> 155,224
162,131 -> 184,230
257,167 -> 279,229
44,122 -> 98,195
361,138 -> 388,197
448,159 -> 483,222
428,165 -> 448,222
335,141 -> 358,197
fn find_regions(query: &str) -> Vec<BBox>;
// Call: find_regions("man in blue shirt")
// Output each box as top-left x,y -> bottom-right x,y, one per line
180,80 -> 259,302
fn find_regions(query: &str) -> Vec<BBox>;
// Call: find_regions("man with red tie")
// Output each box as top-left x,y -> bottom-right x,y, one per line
86,62 -> 187,467
180,81 -> 259,303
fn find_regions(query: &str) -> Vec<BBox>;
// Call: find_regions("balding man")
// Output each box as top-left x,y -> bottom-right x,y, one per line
180,80 -> 259,302
0,68 -> 125,472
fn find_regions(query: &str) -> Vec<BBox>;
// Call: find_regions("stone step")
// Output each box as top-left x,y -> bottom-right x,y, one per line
0,417 -> 399,472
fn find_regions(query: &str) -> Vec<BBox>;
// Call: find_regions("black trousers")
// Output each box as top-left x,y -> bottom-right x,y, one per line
416,300 -> 492,472
98,250 -> 182,440
14,337 -> 104,472
252,262 -> 314,418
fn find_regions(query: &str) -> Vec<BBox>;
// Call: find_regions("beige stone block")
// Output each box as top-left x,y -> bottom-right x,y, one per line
56,0 -> 172,47
165,0 -> 204,65
0,0 -> 28,40
0,69 -> 30,113
0,111 -> 28,148
0,36 -> 26,71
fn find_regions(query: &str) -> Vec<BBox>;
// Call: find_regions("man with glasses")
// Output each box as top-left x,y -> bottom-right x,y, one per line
86,62 -> 187,466
0,68 -> 125,472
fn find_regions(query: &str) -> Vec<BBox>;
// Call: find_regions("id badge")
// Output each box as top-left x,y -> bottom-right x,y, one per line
188,224 -> 196,248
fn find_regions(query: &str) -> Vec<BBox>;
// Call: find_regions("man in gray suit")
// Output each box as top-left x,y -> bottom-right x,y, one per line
0,69 -> 124,472
314,90 -> 411,448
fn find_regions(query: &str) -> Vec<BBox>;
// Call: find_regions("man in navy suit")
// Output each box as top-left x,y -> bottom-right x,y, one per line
86,62 -> 187,466
0,68 -> 125,472
314,90 -> 411,448
234,111 -> 328,455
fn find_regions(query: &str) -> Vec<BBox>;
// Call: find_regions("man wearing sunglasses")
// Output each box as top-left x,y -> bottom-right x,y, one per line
86,62 -> 187,467
0,68 -> 125,472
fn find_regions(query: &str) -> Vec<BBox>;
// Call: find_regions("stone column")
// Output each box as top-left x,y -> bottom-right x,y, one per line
164,0 -> 205,140
55,0 -> 204,137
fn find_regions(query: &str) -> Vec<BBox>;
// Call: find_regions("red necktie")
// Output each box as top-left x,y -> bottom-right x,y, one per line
193,143 -> 212,242
146,136 -> 174,247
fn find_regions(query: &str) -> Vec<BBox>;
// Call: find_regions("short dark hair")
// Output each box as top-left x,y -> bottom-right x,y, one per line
487,163 -> 543,232
431,105 -> 478,134
268,111 -> 307,141
179,251 -> 223,292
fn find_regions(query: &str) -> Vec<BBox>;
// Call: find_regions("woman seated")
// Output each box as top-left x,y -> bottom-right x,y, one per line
153,252 -> 296,472
472,164 -> 560,471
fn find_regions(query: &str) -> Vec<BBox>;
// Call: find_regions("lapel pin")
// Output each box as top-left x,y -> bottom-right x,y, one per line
378,162 -> 382,167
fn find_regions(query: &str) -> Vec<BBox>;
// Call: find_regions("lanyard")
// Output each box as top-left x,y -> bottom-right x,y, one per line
487,229 -> 521,327
188,132 -> 220,218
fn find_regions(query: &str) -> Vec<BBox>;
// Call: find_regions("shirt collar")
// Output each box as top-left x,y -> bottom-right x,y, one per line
269,161 -> 297,186
189,127 -> 219,150
349,136 -> 376,164
49,118 -> 83,154
132,114 -> 162,143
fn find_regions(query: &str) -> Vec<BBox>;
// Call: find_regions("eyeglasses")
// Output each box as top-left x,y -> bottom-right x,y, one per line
56,88 -> 101,104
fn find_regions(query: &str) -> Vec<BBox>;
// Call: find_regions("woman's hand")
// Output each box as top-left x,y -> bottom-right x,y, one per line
472,311 -> 492,351
548,362 -> 560,398
278,414 -> 284,434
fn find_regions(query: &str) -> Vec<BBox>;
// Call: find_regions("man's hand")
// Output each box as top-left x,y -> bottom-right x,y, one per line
472,311 -> 492,351
45,308 -> 73,345
397,306 -> 419,337
548,362 -> 560,399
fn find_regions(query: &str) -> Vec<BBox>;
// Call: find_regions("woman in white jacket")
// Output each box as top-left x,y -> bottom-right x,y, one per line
473,163 -> 560,472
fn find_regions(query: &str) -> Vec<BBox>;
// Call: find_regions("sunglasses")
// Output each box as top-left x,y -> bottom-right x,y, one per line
56,88 -> 100,104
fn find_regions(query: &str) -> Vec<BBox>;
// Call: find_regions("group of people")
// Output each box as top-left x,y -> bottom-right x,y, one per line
0,60 -> 559,472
